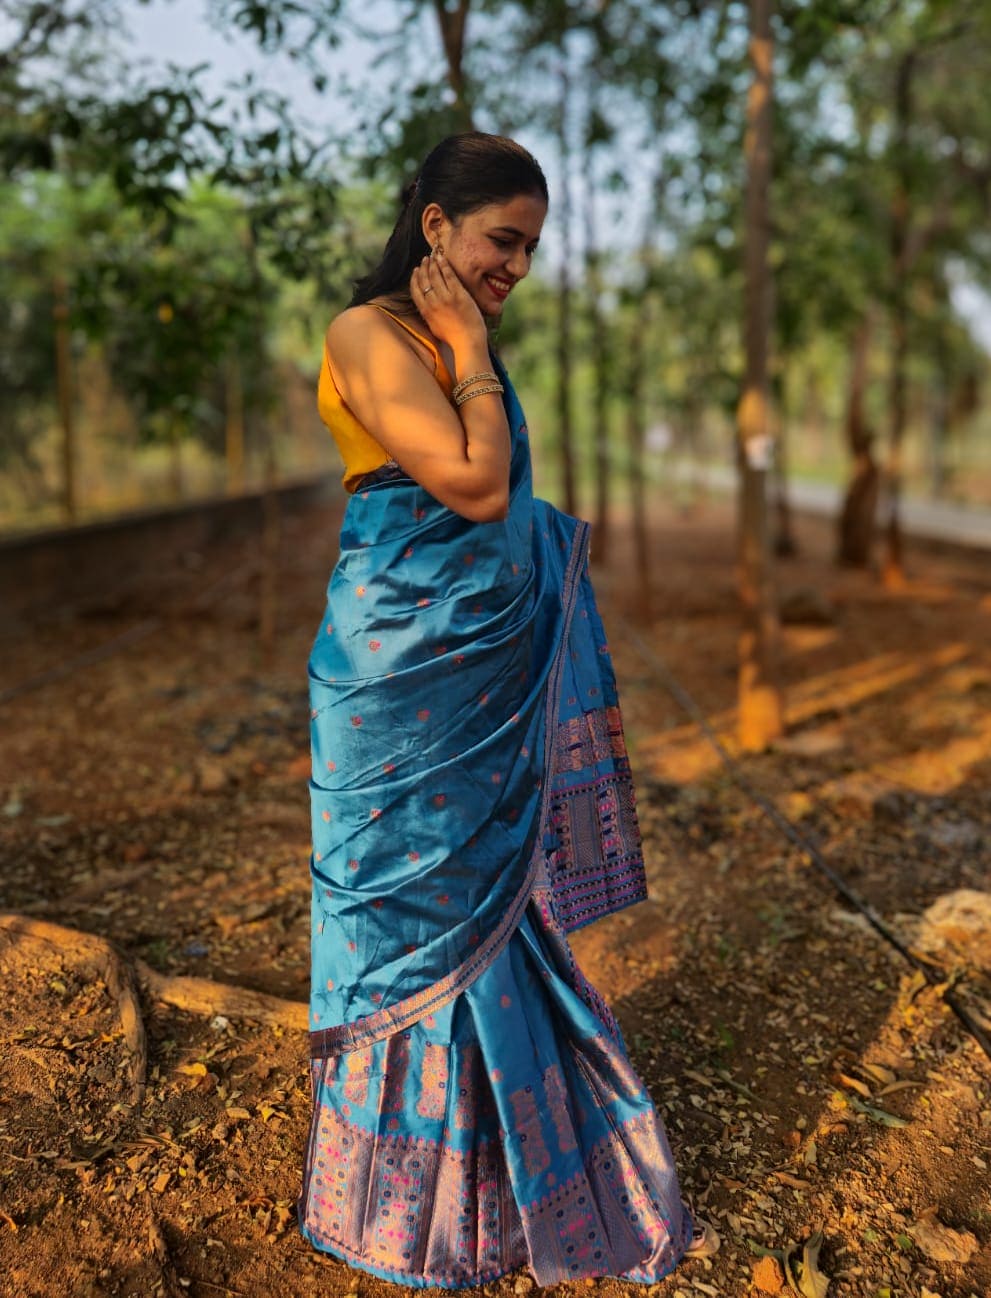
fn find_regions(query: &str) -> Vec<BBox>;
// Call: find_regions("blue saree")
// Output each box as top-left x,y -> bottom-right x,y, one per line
301,361 -> 693,1286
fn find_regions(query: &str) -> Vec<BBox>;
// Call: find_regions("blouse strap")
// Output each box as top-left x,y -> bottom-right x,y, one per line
371,304 -> 452,393
372,304 -> 440,357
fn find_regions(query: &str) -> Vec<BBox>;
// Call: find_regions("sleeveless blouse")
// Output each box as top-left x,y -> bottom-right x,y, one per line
317,305 -> 454,493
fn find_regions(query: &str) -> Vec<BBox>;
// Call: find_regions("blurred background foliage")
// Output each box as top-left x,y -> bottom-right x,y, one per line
1,0 -> 989,536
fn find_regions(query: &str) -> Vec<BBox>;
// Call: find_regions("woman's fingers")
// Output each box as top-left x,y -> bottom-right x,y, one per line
411,256 -> 435,305
430,245 -> 452,291
410,249 -> 485,343
424,252 -> 450,298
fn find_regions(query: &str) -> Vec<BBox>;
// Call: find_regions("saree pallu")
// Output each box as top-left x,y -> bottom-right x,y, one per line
301,368 -> 692,1287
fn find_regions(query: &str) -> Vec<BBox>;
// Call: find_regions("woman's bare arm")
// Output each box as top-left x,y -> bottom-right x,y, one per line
326,252 -> 510,523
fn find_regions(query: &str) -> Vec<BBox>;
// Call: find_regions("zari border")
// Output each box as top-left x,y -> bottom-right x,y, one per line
299,1086 -> 689,1287
310,519 -> 592,1058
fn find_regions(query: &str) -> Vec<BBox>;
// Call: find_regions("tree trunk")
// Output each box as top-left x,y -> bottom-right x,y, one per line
736,0 -> 783,753
627,293 -> 650,617
837,311 -> 879,565
772,369 -> 797,557
883,304 -> 908,587
556,64 -> 578,517
803,366 -> 824,465
882,51 -> 915,590
244,217 -> 280,668
53,276 -> 77,522
168,421 -> 183,501
928,331 -> 950,499
225,356 -> 246,495
259,441 -> 280,670
584,134 -> 610,561
431,0 -> 473,129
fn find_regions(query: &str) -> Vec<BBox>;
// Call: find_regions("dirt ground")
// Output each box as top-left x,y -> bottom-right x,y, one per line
1,494 -> 989,1298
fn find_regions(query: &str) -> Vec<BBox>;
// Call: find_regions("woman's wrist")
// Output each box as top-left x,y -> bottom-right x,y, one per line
449,334 -> 492,379
453,357 -> 496,389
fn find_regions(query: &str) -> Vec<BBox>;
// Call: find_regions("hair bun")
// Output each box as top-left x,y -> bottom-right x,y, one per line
401,176 -> 421,208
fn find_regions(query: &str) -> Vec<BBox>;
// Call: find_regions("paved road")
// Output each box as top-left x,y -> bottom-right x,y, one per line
679,464 -> 991,550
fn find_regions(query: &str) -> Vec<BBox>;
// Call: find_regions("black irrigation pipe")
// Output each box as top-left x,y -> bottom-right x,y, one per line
620,616 -> 991,1067
0,560 -> 258,709
0,619 -> 162,708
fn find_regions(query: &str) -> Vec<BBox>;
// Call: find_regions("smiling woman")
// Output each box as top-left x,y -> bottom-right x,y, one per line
300,131 -> 718,1288
320,136 -> 547,521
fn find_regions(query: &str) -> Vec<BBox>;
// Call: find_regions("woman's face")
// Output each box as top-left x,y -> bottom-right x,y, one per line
428,193 -> 547,318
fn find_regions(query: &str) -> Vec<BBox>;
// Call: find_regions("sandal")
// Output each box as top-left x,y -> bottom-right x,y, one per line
685,1218 -> 721,1259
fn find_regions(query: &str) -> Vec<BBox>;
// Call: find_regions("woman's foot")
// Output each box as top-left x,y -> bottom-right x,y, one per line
685,1218 -> 720,1259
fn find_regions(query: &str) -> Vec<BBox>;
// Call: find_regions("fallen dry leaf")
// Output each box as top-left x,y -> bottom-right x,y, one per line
859,1062 -> 897,1087
794,1229 -> 830,1298
833,1071 -> 872,1098
773,1171 -> 812,1190
878,1080 -> 922,1095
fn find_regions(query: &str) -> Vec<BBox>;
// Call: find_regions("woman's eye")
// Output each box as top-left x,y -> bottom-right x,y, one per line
490,236 -> 511,248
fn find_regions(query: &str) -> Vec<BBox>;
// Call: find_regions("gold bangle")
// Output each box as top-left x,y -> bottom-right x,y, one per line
455,382 -> 504,407
452,370 -> 500,400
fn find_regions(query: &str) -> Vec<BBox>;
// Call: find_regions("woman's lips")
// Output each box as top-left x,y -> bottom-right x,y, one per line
484,275 -> 512,301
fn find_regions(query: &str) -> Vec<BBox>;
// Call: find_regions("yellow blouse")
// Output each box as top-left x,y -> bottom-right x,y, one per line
317,305 -> 454,493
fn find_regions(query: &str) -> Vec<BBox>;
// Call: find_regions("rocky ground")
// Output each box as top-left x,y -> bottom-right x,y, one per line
1,495 -> 989,1298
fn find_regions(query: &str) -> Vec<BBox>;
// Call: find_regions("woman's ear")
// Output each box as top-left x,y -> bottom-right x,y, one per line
421,202 -> 447,248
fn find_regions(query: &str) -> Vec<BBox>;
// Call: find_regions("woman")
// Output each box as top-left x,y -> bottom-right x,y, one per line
300,132 -> 718,1287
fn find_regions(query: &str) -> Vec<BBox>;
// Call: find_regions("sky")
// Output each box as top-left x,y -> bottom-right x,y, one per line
55,0 -> 991,352
121,0 -> 648,277
124,0 -> 354,129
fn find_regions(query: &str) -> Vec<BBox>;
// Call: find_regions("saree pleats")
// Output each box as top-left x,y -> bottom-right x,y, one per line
301,886 -> 690,1287
301,364 -> 690,1286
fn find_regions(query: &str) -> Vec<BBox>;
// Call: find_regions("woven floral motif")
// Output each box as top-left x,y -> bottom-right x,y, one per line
555,706 -> 627,772
342,1046 -> 372,1106
509,1084 -> 552,1177
416,1043 -> 449,1120
543,1064 -> 578,1155
454,1043 -> 480,1131
380,1031 -> 412,1113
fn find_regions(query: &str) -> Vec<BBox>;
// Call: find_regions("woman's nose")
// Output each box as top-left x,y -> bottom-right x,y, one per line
507,247 -> 529,280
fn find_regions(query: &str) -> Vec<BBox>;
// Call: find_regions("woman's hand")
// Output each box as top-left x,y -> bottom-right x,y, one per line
409,246 -> 487,352
326,288 -> 511,522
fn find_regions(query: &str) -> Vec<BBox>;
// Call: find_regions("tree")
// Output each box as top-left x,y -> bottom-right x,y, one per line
736,0 -> 783,752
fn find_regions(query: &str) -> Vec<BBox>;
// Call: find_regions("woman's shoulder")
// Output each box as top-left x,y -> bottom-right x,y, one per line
325,303 -> 390,351
327,302 -> 437,375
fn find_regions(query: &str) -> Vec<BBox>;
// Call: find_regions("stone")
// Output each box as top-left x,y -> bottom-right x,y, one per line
907,1207 -> 978,1264
914,889 -> 991,971
927,819 -> 982,851
752,1255 -> 785,1293
777,725 -> 846,757
196,759 -> 228,793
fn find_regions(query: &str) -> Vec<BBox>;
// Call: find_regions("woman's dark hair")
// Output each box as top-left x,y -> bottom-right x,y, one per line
350,132 -> 548,307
